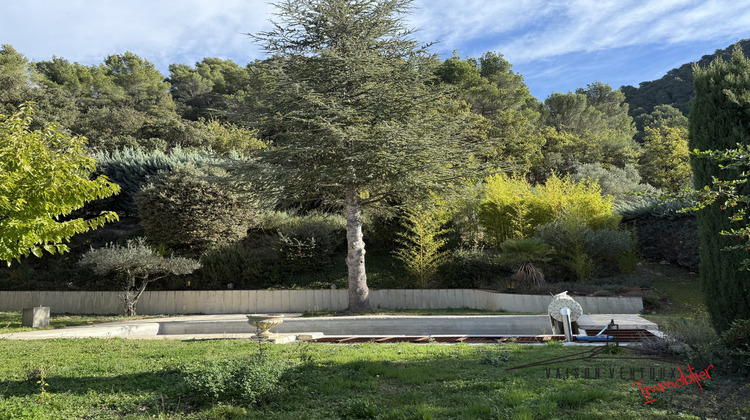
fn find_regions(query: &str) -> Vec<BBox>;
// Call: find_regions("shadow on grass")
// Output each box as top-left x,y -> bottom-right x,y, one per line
0,369 -> 186,399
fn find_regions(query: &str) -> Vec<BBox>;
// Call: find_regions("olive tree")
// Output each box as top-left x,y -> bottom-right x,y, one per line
79,238 -> 200,316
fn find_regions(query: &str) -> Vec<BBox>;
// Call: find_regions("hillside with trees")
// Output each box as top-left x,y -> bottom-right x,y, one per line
621,39 -> 750,117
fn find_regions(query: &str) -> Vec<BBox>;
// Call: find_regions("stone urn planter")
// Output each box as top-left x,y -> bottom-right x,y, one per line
246,314 -> 284,339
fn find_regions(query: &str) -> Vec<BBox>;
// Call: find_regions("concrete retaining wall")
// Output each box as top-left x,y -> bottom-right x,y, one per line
0,289 -> 642,315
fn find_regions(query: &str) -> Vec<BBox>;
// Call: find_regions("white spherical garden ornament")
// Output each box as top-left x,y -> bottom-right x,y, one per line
547,291 -> 583,322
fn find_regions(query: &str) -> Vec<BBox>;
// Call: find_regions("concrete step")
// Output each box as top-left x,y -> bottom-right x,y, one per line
577,314 -> 658,331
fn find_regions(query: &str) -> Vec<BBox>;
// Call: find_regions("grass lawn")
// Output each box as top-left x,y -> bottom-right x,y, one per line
0,339 -> 747,419
639,262 -> 707,328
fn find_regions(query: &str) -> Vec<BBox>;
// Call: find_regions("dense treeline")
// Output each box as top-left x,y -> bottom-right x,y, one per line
0,37 -> 697,295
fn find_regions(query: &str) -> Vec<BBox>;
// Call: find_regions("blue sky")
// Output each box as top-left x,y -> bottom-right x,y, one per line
2,0 -> 749,100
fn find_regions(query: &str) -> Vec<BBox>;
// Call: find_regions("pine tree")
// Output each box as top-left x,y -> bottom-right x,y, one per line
689,46 -> 750,332
251,0 -> 481,311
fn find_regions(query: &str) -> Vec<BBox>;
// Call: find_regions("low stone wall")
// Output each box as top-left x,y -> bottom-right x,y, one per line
0,289 -> 643,315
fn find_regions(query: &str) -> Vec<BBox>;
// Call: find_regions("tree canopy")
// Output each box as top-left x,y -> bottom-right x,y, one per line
436,53 -> 544,173
639,126 -> 691,191
0,104 -> 120,264
543,82 -> 639,168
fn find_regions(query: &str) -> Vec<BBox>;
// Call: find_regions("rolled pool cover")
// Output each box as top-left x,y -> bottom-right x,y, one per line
575,335 -> 613,341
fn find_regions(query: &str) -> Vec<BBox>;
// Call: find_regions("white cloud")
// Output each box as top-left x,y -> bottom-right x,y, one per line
0,0 -> 275,70
409,0 -> 551,47
4,0 -> 749,67
414,0 -> 750,63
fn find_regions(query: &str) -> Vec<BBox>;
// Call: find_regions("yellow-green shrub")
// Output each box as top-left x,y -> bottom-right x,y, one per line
477,174 -> 532,244
478,173 -> 619,246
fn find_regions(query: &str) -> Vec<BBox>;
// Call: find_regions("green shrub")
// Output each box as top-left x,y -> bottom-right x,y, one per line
190,118 -> 267,156
437,249 -> 504,288
572,162 -> 656,198
339,399 -> 379,419
722,319 -> 750,375
181,357 -> 287,407
723,319 -> 750,349
262,211 -> 346,272
629,215 -> 699,270
616,195 -> 695,221
362,210 -> 404,254
535,216 -> 635,280
565,245 -> 595,282
578,226 -> 634,263
196,211 -> 347,289
616,249 -> 639,274
94,135 -> 168,152
92,146 -> 223,214
135,164 -> 261,255
642,293 -> 663,310
618,195 -> 698,272
613,195 -> 658,220
497,238 -> 552,287
197,243 -> 279,289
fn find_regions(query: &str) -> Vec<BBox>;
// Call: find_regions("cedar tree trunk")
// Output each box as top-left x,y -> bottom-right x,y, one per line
345,190 -> 371,312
